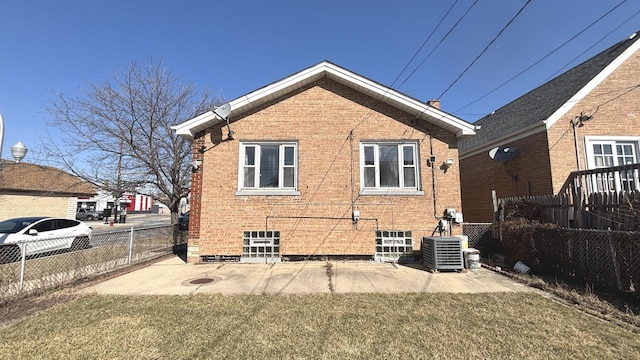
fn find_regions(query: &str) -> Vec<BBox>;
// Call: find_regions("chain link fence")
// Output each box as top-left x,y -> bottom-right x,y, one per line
462,221 -> 640,294
0,225 -> 186,303
499,222 -> 640,294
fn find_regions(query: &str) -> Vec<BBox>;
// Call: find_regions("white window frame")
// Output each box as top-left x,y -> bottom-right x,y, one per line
584,136 -> 640,192
236,141 -> 300,196
359,141 -> 422,195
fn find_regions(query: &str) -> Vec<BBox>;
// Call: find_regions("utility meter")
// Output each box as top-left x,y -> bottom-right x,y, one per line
352,210 -> 361,224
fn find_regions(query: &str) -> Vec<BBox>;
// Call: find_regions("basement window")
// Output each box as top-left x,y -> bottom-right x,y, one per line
243,231 -> 280,258
375,230 -> 413,262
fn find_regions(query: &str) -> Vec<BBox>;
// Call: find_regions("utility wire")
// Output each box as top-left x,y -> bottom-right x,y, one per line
350,1 -> 472,133
397,0 -> 479,89
390,0 -> 459,88
436,0 -> 532,100
542,8 -> 640,83
452,0 -> 629,115
455,83 -> 640,121
589,83 -> 640,117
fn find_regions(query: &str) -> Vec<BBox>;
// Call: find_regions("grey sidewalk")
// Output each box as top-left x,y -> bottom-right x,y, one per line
82,256 -> 535,295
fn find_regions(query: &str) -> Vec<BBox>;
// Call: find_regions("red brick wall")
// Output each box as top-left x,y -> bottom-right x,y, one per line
547,50 -> 640,192
460,131 -> 554,222
185,135 -> 205,259
187,78 -> 464,262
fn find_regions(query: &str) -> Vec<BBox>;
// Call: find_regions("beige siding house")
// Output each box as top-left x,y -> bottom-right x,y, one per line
0,160 -> 96,219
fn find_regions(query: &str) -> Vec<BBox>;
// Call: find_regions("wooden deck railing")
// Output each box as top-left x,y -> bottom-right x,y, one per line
499,163 -> 640,230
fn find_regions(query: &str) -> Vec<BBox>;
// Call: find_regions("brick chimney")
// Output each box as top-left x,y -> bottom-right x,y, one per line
427,99 -> 440,109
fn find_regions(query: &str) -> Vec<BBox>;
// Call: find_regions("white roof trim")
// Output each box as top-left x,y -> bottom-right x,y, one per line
459,32 -> 640,158
459,120 -> 547,160
544,32 -> 640,129
172,61 -> 476,140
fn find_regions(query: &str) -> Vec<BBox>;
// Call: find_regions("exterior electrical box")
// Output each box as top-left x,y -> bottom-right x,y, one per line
422,236 -> 464,271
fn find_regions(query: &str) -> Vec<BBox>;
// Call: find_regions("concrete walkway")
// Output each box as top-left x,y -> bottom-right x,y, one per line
82,256 -> 535,295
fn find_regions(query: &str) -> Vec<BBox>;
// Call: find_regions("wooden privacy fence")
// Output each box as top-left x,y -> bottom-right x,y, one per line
498,191 -> 640,231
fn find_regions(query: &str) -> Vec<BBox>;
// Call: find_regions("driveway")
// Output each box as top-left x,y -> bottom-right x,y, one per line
82,256 -> 535,295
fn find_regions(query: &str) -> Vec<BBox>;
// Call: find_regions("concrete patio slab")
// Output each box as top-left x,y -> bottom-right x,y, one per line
82,255 -> 535,295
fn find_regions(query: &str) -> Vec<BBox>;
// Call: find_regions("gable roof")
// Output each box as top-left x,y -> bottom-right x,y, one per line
172,61 -> 477,140
459,30 -> 640,156
0,160 -> 97,197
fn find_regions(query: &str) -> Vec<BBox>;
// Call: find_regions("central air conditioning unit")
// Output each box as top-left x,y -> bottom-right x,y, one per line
422,236 -> 464,271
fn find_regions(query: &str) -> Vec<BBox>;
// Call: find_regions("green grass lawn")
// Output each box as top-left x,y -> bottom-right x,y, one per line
1,292 -> 639,359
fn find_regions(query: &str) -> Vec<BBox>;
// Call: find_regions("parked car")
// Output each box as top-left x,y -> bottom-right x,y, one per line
178,211 -> 189,230
76,208 -> 103,221
0,217 -> 92,262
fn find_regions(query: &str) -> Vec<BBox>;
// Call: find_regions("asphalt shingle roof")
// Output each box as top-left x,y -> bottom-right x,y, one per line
0,160 -> 96,196
459,31 -> 640,153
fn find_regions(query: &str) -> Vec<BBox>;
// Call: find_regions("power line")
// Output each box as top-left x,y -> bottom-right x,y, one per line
397,0 -> 479,89
541,8 -> 640,83
436,0 -> 532,100
590,83 -> 640,117
390,0 -> 459,89
350,1 -> 462,135
452,0 -> 629,115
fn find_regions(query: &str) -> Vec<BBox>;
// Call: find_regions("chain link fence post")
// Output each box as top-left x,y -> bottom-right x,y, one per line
18,243 -> 27,291
128,226 -> 134,265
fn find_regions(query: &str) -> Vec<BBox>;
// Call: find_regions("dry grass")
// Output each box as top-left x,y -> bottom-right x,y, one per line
1,292 -> 639,359
512,272 -> 640,328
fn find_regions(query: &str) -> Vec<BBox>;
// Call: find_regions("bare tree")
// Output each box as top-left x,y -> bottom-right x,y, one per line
44,59 -> 217,228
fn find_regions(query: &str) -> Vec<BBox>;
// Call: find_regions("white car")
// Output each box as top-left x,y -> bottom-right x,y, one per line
0,217 -> 92,262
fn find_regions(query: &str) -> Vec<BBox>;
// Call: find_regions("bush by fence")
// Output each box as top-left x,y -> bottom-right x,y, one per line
499,219 -> 639,294
0,225 -> 186,303
462,223 -> 495,249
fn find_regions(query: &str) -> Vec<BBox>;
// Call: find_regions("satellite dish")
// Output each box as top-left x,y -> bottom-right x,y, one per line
488,146 -> 519,163
211,103 -> 234,140
212,103 -> 231,119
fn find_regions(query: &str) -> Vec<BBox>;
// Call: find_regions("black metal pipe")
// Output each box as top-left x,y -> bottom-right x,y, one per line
265,215 -> 379,232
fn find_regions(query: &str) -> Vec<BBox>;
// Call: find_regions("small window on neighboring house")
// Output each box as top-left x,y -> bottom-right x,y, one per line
585,137 -> 640,192
237,142 -> 299,195
360,142 -> 421,195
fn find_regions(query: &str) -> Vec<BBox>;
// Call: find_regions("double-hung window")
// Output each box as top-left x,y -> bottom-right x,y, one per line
584,137 -> 640,192
360,142 -> 421,195
237,142 -> 299,195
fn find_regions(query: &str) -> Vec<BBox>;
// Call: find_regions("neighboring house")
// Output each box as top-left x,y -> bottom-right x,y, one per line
459,31 -> 640,223
0,160 -> 97,219
173,61 -> 476,263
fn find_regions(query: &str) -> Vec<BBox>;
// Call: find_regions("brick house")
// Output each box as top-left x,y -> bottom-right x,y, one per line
459,31 -> 640,222
0,160 -> 97,219
172,61 -> 476,263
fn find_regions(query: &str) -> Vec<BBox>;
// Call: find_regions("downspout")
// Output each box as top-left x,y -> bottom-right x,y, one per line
349,130 -> 357,229
422,127 -> 443,236
572,120 -> 582,172
429,132 -> 438,219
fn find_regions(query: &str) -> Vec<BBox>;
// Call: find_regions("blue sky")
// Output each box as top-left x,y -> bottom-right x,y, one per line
0,0 -> 638,162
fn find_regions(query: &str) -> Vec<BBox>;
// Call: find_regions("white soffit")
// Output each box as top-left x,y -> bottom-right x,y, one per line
172,61 -> 476,140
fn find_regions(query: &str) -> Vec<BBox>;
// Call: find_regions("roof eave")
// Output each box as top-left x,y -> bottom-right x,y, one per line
173,61 -> 476,140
